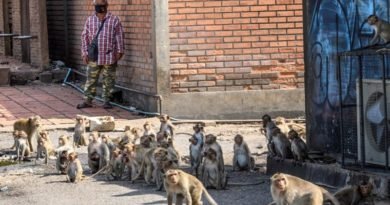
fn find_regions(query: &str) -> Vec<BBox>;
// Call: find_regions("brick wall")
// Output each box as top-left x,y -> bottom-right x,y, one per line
169,0 -> 304,93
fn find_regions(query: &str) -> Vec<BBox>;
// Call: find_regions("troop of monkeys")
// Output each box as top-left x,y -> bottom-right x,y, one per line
10,114 -> 377,205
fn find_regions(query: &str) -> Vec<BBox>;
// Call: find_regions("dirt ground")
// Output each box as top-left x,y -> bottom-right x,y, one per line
0,121 -> 273,205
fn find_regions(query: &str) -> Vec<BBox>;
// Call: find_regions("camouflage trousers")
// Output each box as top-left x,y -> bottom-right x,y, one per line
84,61 -> 116,102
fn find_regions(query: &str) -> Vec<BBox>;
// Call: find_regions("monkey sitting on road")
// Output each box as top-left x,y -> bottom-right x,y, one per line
66,152 -> 83,183
274,117 -> 290,136
101,134 -> 117,154
269,173 -> 340,205
36,131 -> 55,165
233,134 -> 255,171
367,15 -> 390,46
106,148 -> 125,181
189,123 -> 205,177
287,129 -> 313,165
203,134 -> 224,174
13,115 -> 42,152
122,143 -> 140,181
55,135 -> 74,174
14,130 -> 30,162
202,148 -> 227,190
143,121 -> 156,140
262,114 -> 278,157
87,132 -> 110,174
159,114 -> 175,137
271,127 -> 293,161
164,169 -> 218,205
335,181 -> 375,205
73,115 -> 88,148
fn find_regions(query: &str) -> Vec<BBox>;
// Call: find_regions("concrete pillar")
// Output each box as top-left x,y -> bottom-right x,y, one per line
152,0 -> 171,113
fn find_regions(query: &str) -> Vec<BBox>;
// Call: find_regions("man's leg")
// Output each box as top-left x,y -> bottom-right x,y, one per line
77,62 -> 102,109
101,63 -> 117,109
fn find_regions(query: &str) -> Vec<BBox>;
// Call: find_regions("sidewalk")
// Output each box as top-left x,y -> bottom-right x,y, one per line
0,84 -> 139,127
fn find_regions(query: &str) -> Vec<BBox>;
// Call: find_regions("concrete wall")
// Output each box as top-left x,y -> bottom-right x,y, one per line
163,88 -> 305,119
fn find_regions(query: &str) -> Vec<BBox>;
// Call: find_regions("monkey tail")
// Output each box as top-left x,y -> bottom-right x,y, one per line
131,159 -> 145,182
83,165 -> 109,180
202,187 -> 218,205
322,189 -> 340,205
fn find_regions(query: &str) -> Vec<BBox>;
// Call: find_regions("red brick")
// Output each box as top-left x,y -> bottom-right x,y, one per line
186,2 -> 204,8
222,1 -> 240,6
269,5 -> 286,11
178,8 -> 196,14
242,12 -> 258,18
223,13 -> 240,18
198,81 -> 216,87
233,6 -> 250,12
204,1 -> 222,7
223,25 -> 241,30
240,0 -> 258,6
224,37 -> 241,43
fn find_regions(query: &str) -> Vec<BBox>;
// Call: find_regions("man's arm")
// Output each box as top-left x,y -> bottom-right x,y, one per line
114,17 -> 125,61
81,18 -> 90,64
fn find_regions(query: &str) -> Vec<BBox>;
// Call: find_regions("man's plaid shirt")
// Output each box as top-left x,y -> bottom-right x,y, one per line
81,12 -> 124,65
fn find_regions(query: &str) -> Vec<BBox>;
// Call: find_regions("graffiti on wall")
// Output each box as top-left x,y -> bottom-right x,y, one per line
305,0 -> 390,153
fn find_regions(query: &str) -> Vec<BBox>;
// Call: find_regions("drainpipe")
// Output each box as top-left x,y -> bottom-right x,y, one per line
63,68 -> 163,117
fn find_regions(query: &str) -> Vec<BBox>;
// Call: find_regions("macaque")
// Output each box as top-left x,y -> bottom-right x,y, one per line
101,134 -> 116,154
143,121 -> 156,140
140,134 -> 157,148
335,181 -> 375,205
66,152 -> 83,183
161,138 -> 181,166
36,131 -> 55,165
15,130 -> 30,162
159,114 -> 175,137
189,123 -> 205,177
203,134 -> 224,174
262,114 -> 278,157
367,15 -> 390,45
87,132 -> 110,174
106,148 -> 125,181
202,148 -> 227,190
164,169 -> 218,205
131,127 -> 143,143
271,127 -> 293,161
13,115 -> 41,152
157,131 -> 170,144
233,134 -> 255,171
55,135 -> 74,174
122,143 -> 140,181
73,115 -> 88,148
287,130 -> 313,165
132,147 -> 168,186
270,173 -> 340,205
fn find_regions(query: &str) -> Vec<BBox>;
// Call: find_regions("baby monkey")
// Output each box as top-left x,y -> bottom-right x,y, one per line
335,181 -> 375,205
287,129 -> 313,165
66,152 -> 83,183
14,130 -> 30,162
233,134 -> 255,171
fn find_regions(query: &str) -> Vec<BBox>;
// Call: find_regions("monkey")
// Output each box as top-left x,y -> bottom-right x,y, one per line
132,147 -> 169,186
334,181 -> 375,205
164,169 -> 218,205
131,127 -> 143,143
202,148 -> 227,190
271,127 -> 293,161
66,152 -> 83,183
13,115 -> 42,152
232,134 -> 255,171
367,15 -> 390,45
159,114 -> 175,138
262,114 -> 278,157
189,124 -> 205,177
203,134 -> 224,174
55,135 -> 74,174
122,143 -> 141,181
160,138 -> 181,166
143,121 -> 156,140
105,148 -> 125,181
157,131 -> 171,145
73,115 -> 88,148
87,132 -> 110,174
101,134 -> 117,154
36,130 -> 55,165
270,173 -> 340,205
287,129 -> 313,165
15,130 -> 30,162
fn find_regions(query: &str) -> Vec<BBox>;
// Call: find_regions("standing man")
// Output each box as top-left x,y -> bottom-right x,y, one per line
77,0 -> 124,109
